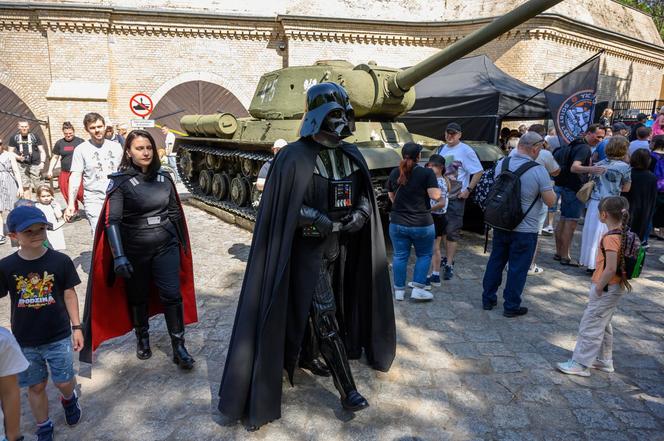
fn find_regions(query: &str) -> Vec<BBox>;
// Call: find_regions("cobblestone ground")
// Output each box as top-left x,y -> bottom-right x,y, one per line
1,191 -> 663,441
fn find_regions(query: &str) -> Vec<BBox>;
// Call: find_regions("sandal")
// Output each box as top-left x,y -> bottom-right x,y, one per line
560,258 -> 580,267
553,254 -> 561,261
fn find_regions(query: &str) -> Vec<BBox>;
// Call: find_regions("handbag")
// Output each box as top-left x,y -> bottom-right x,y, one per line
576,180 -> 595,203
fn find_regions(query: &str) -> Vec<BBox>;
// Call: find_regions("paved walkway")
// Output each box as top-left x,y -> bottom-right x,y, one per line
1,194 -> 663,441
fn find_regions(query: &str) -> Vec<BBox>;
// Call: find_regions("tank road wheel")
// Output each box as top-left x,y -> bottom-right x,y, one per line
179,150 -> 193,178
211,173 -> 229,201
241,157 -> 254,177
199,170 -> 213,194
230,175 -> 250,207
206,153 -> 221,170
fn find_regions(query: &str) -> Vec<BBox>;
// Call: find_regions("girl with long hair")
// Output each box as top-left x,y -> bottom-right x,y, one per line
386,142 -> 441,301
558,196 -> 632,377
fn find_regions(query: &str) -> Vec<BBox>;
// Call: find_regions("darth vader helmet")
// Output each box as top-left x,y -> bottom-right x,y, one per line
300,82 -> 355,140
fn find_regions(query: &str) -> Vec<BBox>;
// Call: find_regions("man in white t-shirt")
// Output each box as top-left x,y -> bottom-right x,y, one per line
434,122 -> 483,280
0,327 -> 29,441
64,113 -> 123,236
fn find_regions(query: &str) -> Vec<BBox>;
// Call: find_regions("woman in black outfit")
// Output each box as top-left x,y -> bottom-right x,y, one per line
624,149 -> 657,243
386,142 -> 441,302
103,130 -> 195,369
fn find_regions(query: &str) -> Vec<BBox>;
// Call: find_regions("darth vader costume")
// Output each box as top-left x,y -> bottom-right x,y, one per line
218,82 -> 396,430
80,163 -> 198,369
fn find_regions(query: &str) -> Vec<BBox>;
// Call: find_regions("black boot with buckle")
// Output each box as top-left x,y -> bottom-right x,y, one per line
164,303 -> 195,370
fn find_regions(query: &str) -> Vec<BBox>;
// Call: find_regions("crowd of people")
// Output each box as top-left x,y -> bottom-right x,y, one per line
0,95 -> 663,439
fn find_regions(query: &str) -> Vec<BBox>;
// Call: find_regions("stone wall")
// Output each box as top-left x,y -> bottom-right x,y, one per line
0,2 -> 663,148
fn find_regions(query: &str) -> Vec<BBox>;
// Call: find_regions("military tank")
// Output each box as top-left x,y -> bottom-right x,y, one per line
175,0 -> 562,222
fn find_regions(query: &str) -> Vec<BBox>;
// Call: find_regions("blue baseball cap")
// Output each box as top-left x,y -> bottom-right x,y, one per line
7,206 -> 52,233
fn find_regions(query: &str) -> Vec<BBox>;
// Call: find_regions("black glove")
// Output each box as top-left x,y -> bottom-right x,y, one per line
172,215 -> 189,254
341,196 -> 371,233
298,205 -> 333,237
106,224 -> 134,278
113,256 -> 134,279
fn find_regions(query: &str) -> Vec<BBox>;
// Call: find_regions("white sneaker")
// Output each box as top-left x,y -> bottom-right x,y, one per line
542,225 -> 554,235
410,287 -> 433,301
556,360 -> 590,377
592,358 -> 615,373
408,281 -> 431,291
528,265 -> 544,275
394,290 -> 405,301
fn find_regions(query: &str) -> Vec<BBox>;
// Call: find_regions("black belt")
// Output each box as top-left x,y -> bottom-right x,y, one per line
122,215 -> 170,229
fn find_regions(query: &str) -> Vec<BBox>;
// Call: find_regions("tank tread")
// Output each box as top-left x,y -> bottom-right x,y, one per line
177,143 -> 272,222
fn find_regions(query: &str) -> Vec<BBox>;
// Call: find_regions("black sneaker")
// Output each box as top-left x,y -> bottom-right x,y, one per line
483,300 -> 497,310
443,264 -> 454,280
35,420 -> 54,441
503,307 -> 528,318
440,256 -> 447,269
61,390 -> 82,426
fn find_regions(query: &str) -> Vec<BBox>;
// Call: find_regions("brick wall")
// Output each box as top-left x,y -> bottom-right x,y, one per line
0,5 -> 662,150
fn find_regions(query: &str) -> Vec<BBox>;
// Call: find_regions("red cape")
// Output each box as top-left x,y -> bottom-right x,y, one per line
80,177 -> 197,364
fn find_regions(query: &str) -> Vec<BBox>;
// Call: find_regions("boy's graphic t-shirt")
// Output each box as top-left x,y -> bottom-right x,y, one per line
0,249 -> 80,347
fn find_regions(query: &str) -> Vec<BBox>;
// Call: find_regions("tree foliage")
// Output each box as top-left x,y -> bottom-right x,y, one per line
616,0 -> 664,40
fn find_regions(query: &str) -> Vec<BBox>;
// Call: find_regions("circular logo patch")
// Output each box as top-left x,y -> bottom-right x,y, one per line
557,90 -> 596,144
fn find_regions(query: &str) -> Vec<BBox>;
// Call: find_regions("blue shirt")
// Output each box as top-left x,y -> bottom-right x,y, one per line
595,137 -> 610,161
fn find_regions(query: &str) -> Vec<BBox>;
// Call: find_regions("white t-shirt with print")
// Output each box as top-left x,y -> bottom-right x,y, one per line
70,139 -> 122,201
435,142 -> 483,190
0,327 -> 29,440
430,176 -> 449,214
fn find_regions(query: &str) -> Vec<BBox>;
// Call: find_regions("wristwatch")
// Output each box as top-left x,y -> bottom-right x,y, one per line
71,325 -> 83,331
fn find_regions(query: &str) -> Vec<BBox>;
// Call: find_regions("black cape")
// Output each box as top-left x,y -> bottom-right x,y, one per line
624,169 -> 658,241
217,137 -> 395,428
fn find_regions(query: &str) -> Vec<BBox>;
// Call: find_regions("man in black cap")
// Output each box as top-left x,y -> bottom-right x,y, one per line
629,113 -> 647,142
217,82 -> 395,431
434,122 -> 483,280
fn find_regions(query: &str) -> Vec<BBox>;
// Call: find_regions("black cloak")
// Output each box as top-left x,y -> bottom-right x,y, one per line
217,137 -> 395,428
624,169 -> 658,241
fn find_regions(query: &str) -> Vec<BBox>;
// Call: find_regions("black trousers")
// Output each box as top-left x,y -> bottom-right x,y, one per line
124,237 -> 182,308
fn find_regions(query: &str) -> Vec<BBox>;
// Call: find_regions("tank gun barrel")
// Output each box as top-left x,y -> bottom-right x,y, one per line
388,0 -> 563,96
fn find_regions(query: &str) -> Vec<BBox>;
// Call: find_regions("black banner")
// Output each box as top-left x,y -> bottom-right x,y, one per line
545,55 -> 601,145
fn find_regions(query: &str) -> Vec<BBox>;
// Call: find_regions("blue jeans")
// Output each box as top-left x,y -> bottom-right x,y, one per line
18,336 -> 75,388
389,223 -> 435,289
482,230 -> 539,312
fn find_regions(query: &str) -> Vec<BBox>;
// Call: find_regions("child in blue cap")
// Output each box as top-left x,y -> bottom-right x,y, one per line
0,206 -> 83,441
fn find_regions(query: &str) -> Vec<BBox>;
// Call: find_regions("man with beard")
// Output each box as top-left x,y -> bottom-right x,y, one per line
217,82 -> 395,431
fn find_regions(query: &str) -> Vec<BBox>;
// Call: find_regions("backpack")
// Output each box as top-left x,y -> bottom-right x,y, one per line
601,229 -> 645,280
483,157 -> 540,231
472,163 -> 496,211
652,152 -> 664,192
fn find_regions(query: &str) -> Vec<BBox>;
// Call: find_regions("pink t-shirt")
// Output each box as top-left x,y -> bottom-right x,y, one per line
653,115 -> 664,137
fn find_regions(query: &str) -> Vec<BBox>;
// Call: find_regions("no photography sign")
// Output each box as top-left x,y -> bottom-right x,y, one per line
130,93 -> 153,117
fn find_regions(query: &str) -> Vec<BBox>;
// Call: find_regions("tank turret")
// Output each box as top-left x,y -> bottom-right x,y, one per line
176,0 -> 563,223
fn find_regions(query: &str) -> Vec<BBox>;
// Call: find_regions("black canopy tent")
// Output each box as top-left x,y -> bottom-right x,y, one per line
400,55 -> 550,143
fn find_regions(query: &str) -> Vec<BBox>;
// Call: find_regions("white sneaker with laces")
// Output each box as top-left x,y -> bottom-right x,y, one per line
592,358 -> 615,373
556,360 -> 590,377
410,287 -> 433,301
528,265 -> 544,275
394,290 -> 405,301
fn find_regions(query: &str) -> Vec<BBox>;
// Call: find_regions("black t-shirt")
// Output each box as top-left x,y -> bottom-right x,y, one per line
8,132 -> 42,165
387,165 -> 438,226
53,136 -> 85,172
0,249 -> 80,347
553,139 -> 592,192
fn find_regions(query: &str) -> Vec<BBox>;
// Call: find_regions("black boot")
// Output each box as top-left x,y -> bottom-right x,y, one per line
317,316 -> 369,412
163,303 -> 195,370
130,304 -> 151,360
